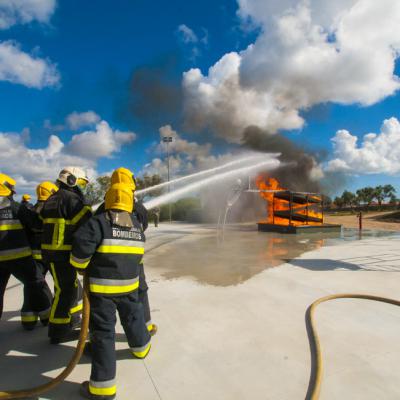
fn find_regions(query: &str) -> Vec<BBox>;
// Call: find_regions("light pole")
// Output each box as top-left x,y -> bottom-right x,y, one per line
162,136 -> 173,222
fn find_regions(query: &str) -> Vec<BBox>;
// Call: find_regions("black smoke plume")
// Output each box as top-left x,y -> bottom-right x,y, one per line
123,55 -> 183,129
242,126 -> 321,193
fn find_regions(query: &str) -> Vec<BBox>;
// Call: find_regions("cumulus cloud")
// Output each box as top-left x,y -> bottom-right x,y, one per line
66,110 -> 101,130
326,117 -> 400,175
0,40 -> 60,88
0,119 -> 136,193
183,0 -> 400,142
66,120 -> 136,160
155,125 -> 211,159
0,0 -> 56,29
142,124 -> 254,179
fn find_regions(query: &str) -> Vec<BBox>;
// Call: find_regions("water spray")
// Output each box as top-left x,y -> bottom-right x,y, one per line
136,152 -> 272,196
143,156 -> 281,209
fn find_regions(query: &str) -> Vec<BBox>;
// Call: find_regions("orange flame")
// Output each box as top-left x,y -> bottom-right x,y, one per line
256,176 -> 323,226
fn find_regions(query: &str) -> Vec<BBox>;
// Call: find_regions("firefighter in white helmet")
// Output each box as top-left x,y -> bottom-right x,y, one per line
40,167 -> 92,343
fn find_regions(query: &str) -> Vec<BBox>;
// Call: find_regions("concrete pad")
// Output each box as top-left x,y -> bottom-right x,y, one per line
1,223 -> 400,399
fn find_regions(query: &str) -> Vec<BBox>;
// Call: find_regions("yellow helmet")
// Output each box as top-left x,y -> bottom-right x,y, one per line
0,183 -> 11,197
22,194 -> 31,202
0,173 -> 16,194
105,183 -> 133,213
111,167 -> 136,191
36,181 -> 59,201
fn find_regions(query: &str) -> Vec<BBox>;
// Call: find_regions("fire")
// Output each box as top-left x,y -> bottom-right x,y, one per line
256,176 -> 323,226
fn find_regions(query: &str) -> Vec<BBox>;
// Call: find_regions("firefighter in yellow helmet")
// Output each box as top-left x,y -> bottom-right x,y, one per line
96,167 -> 156,335
19,182 -> 59,274
0,174 -> 52,328
40,167 -> 92,343
71,183 -> 150,400
21,194 -> 33,210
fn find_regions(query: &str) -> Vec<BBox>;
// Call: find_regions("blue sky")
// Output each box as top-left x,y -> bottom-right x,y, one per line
0,0 -> 399,198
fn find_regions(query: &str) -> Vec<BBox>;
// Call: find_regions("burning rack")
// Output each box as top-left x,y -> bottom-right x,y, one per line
257,190 -> 341,234
271,191 -> 323,225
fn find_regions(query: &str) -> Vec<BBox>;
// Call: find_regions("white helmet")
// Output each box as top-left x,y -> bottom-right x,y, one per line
58,167 -> 89,188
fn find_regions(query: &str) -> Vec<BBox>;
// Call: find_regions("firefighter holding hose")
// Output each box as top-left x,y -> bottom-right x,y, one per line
71,183 -> 151,400
41,167 -> 92,344
95,167 -> 156,335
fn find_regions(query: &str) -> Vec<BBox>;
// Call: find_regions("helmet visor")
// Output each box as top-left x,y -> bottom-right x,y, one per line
77,178 -> 88,189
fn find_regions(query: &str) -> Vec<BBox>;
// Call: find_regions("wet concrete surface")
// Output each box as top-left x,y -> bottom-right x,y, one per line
2,222 -> 400,399
145,223 -> 400,287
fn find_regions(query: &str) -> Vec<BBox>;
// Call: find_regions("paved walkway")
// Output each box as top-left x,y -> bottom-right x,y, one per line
1,224 -> 400,399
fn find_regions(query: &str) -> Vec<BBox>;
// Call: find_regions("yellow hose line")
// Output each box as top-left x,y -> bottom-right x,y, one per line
305,293 -> 400,400
0,275 -> 90,400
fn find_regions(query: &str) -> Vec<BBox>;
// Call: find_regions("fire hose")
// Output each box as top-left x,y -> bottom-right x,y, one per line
305,293 -> 400,400
0,274 -> 90,400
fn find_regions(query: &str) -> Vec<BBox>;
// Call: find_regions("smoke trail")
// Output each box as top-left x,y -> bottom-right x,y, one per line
136,152 -> 275,196
143,156 -> 281,209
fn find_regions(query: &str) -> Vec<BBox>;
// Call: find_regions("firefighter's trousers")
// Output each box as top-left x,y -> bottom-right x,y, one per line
138,262 -> 152,330
88,292 -> 151,398
0,256 -> 52,327
48,261 -> 82,338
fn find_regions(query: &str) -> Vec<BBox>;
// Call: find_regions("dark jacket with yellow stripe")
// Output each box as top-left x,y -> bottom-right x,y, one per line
40,184 -> 92,263
18,201 -> 45,261
0,197 -> 32,262
70,210 -> 145,296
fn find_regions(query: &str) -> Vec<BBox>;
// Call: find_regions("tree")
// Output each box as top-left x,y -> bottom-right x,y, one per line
356,187 -> 375,207
383,184 -> 396,203
333,196 -> 344,208
389,194 -> 397,205
341,190 -> 357,208
321,195 -> 332,208
373,185 -> 385,207
135,174 -> 163,197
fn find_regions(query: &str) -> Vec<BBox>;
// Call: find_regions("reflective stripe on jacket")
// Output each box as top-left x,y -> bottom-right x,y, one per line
0,199 -> 32,262
40,186 -> 92,262
70,210 -> 145,296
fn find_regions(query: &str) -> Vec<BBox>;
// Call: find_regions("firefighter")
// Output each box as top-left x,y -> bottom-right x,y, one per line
71,183 -> 151,400
0,174 -> 52,328
41,167 -> 92,343
96,167 -> 155,335
19,181 -> 59,276
21,194 -> 33,209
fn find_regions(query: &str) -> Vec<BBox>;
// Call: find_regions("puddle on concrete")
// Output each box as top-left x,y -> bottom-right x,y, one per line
147,225 -> 400,287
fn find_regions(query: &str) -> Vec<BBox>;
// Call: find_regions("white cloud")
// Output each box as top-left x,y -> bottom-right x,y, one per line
143,125 -> 213,178
183,0 -> 400,142
156,125 -> 211,159
66,120 -> 136,160
66,111 -> 101,130
326,117 -> 400,175
177,24 -> 198,44
0,119 -> 136,194
0,0 -> 56,29
142,125 -> 265,180
0,40 -> 60,88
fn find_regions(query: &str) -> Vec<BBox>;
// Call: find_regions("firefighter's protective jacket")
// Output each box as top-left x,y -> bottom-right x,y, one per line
0,197 -> 32,262
40,184 -> 92,263
18,202 -> 44,261
70,210 -> 145,295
